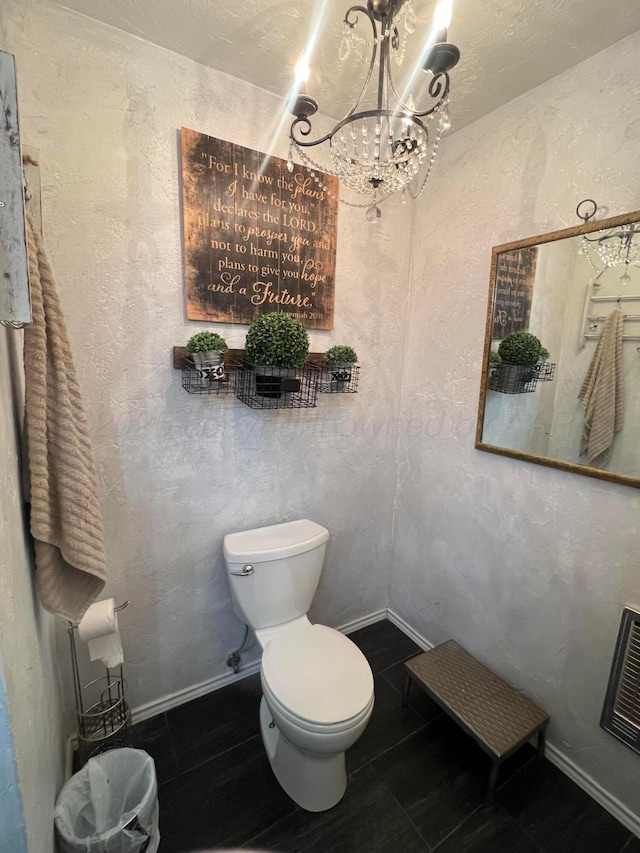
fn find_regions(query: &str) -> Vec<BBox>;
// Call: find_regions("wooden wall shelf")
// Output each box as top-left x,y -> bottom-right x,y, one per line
172,346 -> 327,369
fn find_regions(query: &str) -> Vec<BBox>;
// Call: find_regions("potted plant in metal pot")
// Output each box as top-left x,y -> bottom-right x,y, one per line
325,345 -> 358,392
245,312 -> 309,399
491,331 -> 545,393
186,331 -> 228,380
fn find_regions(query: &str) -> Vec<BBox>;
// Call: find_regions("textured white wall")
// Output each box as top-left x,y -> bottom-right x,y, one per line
1,0 -> 411,715
392,31 -> 640,816
0,328 -> 65,853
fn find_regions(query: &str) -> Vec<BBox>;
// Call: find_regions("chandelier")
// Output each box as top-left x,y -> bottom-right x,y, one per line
577,199 -> 640,284
580,224 -> 640,285
287,0 -> 460,219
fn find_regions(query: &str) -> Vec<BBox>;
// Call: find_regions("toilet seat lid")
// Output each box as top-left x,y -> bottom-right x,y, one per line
261,624 -> 374,725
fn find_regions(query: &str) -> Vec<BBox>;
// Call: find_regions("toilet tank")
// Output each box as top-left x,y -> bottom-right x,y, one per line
223,520 -> 329,629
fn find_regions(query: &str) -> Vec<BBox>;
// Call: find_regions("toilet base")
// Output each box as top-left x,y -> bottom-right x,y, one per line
259,696 -> 347,812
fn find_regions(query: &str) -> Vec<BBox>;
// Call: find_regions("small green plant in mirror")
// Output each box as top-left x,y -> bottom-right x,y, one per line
498,332 -> 545,366
489,350 -> 501,364
325,345 -> 358,364
186,331 -> 228,353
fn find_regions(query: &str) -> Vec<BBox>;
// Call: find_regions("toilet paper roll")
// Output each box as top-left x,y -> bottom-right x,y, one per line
78,598 -> 124,669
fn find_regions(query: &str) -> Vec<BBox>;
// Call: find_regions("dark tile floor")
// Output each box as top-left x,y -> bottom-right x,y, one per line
130,619 -> 636,853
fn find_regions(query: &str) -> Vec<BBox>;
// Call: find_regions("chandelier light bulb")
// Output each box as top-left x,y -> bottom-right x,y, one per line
433,0 -> 453,32
295,54 -> 310,86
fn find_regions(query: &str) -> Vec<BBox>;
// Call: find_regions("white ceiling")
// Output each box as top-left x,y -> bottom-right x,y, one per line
54,0 -> 640,130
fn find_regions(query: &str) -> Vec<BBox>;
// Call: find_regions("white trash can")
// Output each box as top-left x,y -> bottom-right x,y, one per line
54,748 -> 159,853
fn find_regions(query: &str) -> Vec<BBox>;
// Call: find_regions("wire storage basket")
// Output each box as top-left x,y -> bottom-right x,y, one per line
75,673 -> 131,766
181,358 -> 236,395
313,363 -> 360,394
534,361 -> 556,382
488,363 -> 539,394
69,602 -> 132,767
234,362 -> 318,409
488,360 -> 557,394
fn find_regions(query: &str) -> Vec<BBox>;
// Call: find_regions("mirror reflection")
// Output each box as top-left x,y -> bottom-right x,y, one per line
476,210 -> 640,487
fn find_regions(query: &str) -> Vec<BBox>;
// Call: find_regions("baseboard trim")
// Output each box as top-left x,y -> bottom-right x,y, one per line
338,609 -> 388,635
386,609 -> 640,839
545,742 -> 640,838
387,609 -> 433,651
131,660 -> 262,725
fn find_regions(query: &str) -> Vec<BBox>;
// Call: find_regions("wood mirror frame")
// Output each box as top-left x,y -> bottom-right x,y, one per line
475,208 -> 640,490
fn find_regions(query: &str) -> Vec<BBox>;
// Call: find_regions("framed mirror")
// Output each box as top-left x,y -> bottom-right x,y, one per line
476,206 -> 640,489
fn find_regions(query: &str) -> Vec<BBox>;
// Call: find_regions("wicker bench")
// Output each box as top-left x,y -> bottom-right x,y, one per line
403,640 -> 549,799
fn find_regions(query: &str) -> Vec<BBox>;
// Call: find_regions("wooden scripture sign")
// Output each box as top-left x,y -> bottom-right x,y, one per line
491,246 -> 538,339
181,128 -> 338,329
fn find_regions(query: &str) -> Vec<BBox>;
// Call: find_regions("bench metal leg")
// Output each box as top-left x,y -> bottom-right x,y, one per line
402,674 -> 412,708
537,727 -> 546,760
488,761 -> 500,801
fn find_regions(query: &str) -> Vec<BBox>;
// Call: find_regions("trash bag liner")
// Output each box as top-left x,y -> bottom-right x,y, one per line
54,748 -> 159,853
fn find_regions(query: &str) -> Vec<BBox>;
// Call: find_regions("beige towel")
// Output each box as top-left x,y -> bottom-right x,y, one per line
24,213 -> 107,622
578,307 -> 624,468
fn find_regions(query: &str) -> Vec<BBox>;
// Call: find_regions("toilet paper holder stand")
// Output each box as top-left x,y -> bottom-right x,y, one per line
67,600 -> 132,766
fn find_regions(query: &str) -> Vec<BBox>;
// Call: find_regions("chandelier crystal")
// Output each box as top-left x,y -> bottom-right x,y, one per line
287,0 -> 460,217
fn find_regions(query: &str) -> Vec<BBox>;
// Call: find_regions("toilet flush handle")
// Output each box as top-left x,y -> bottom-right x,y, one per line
230,564 -> 254,577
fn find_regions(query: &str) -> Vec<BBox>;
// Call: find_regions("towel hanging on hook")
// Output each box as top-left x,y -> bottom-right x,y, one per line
578,308 -> 624,467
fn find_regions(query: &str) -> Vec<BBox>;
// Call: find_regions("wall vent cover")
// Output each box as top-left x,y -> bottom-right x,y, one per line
601,606 -> 640,754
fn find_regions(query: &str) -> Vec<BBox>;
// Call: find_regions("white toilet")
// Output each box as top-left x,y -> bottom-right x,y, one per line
223,519 -> 374,812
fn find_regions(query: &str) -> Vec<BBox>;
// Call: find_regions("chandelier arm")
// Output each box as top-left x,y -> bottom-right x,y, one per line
384,50 -> 407,112
342,5 -> 380,120
382,18 -> 396,110
377,15 -> 390,110
582,226 -> 640,245
384,63 -> 450,118
289,115 -> 333,147
411,73 -> 450,118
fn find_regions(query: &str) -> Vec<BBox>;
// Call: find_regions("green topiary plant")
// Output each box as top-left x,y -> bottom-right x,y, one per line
489,350 -> 501,364
497,332 -> 544,366
539,346 -> 550,361
326,345 -> 358,364
245,312 -> 309,368
186,331 -> 228,354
